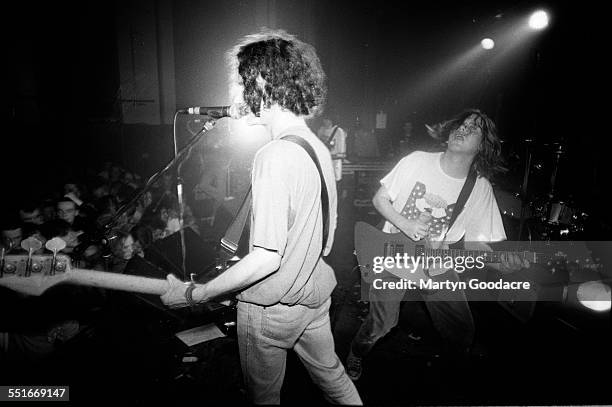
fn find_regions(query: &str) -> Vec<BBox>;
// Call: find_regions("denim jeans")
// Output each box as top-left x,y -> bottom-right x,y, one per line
237,298 -> 362,405
352,269 -> 475,357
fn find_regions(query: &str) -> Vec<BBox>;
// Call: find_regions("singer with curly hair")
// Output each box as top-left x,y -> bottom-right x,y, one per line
161,28 -> 361,405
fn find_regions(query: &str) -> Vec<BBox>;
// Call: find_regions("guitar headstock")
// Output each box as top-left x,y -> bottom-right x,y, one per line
0,254 -> 73,296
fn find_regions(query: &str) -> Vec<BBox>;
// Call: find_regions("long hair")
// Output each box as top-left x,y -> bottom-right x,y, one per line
429,109 -> 506,180
227,28 -> 326,118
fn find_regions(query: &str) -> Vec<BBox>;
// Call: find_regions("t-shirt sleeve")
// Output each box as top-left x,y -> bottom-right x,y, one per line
250,144 -> 291,257
464,180 -> 507,242
380,152 -> 420,202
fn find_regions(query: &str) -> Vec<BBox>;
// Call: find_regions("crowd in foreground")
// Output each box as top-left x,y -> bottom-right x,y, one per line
0,162 -> 200,363
1,162 -> 200,272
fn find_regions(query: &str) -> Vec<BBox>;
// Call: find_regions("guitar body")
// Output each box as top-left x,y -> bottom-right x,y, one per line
354,221 -> 435,284
354,221 -> 600,296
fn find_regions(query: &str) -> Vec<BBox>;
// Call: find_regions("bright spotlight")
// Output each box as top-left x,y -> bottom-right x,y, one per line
577,281 -> 612,312
528,10 -> 549,30
481,38 -> 495,50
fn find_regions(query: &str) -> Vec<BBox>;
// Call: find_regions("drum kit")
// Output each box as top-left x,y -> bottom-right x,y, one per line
497,141 -> 588,241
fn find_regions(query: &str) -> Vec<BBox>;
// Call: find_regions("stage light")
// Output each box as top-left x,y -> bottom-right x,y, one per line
481,38 -> 495,50
576,281 -> 612,312
528,10 -> 549,30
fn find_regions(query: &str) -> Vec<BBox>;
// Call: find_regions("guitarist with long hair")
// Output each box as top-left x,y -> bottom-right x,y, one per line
346,109 -> 528,381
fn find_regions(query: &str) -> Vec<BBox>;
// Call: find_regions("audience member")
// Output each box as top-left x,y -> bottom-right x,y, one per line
40,198 -> 57,222
20,223 -> 47,254
106,230 -> 135,273
19,203 -> 44,226
130,224 -> 154,258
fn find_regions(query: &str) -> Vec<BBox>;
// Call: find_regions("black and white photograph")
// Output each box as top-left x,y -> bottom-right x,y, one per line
1,0 -> 609,405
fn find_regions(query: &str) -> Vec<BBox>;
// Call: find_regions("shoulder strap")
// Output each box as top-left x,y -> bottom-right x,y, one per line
447,169 -> 477,232
325,125 -> 340,147
220,186 -> 252,260
281,135 -> 330,254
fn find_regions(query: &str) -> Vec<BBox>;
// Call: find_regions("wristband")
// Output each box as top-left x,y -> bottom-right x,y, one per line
185,283 -> 196,307
184,273 -> 197,307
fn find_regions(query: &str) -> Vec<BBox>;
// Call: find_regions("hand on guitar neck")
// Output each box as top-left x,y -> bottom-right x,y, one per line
463,241 -> 530,273
355,222 -> 542,284
161,273 -> 202,308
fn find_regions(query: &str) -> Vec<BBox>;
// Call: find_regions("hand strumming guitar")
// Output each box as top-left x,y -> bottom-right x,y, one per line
463,241 -> 530,273
395,217 -> 430,242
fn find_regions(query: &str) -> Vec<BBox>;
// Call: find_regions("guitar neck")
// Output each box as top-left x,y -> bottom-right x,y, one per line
419,247 -> 538,264
69,268 -> 169,295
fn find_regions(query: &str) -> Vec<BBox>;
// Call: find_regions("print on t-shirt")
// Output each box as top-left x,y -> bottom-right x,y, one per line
398,181 -> 455,238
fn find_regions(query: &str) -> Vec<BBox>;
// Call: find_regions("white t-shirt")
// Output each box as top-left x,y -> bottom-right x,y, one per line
380,151 -> 506,243
237,126 -> 338,307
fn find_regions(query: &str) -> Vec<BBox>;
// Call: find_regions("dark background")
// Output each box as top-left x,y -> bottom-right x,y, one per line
3,0 -> 605,221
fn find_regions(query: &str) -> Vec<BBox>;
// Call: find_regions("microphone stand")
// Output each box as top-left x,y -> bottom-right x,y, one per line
174,115 -> 188,280
103,114 -> 218,280
518,139 -> 533,241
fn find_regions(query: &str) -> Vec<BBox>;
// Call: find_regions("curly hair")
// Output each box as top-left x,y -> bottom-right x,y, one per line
430,109 -> 506,180
227,28 -> 326,118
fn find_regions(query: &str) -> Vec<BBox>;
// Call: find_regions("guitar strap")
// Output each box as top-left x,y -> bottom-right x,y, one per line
446,168 -> 478,235
420,169 -> 478,288
219,186 -> 252,260
219,134 -> 330,260
281,135 -> 330,254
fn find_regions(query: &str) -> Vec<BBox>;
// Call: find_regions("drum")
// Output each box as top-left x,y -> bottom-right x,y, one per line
538,199 -> 587,229
530,198 -> 589,238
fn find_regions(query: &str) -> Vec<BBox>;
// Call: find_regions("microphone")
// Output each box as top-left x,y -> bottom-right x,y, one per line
178,104 -> 247,119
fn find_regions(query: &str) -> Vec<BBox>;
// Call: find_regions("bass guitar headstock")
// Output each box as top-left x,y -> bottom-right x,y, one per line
0,238 -> 74,296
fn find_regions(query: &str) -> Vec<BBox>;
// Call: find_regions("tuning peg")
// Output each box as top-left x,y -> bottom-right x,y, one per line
3,263 -> 16,274
1,237 -> 14,252
46,238 -> 67,276
46,238 -> 67,253
21,237 -> 42,253
21,237 -> 43,277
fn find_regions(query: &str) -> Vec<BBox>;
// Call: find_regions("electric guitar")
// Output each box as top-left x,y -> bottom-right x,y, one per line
0,235 -> 233,299
354,221 -> 599,284
0,252 -> 176,297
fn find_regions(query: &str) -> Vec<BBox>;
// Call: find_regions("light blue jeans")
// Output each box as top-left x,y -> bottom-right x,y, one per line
237,298 -> 362,405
